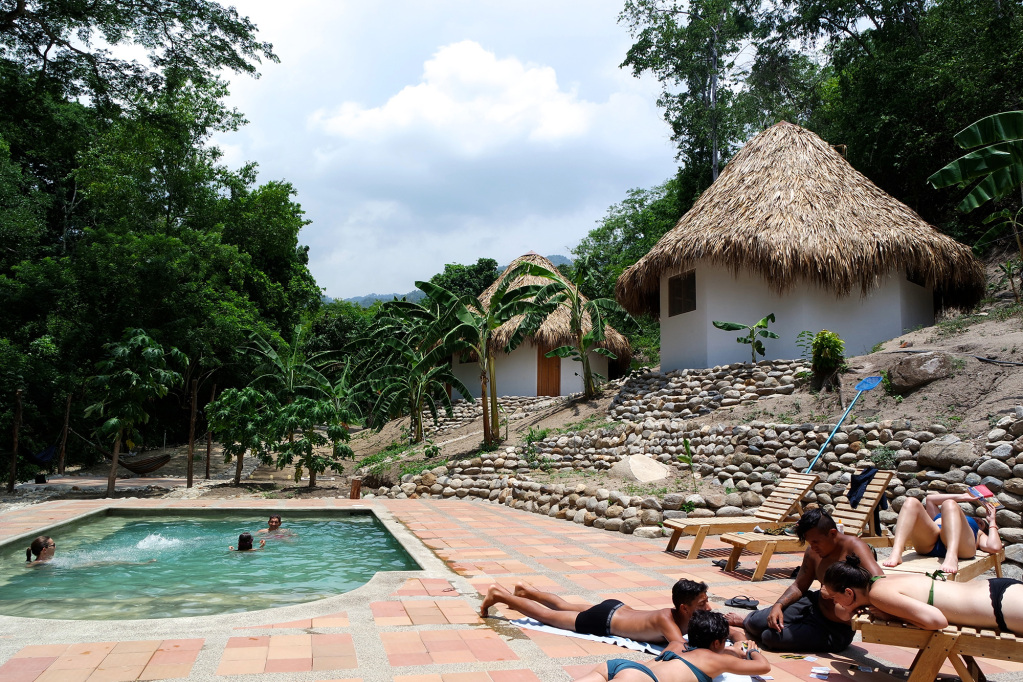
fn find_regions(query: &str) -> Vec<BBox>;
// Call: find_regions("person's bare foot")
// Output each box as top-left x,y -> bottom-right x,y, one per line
513,583 -> 533,598
939,557 -> 960,575
480,585 -> 504,617
881,555 -> 902,568
725,612 -> 747,628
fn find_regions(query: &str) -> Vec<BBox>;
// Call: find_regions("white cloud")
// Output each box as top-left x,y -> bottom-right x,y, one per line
214,1 -> 678,298
309,41 -> 592,156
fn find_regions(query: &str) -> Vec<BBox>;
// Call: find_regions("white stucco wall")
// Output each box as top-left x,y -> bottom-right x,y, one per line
660,262 -> 935,371
451,343 -> 609,398
558,351 -> 610,396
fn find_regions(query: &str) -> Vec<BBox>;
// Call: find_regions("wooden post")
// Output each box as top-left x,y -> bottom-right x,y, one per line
7,389 -> 22,493
205,384 -> 216,480
57,393 -> 72,474
349,477 -> 362,499
186,379 -> 197,488
106,426 -> 122,498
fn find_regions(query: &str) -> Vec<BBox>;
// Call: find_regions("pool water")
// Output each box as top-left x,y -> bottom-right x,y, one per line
0,513 -> 419,620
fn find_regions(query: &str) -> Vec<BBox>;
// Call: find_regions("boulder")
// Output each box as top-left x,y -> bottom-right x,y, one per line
918,439 -> 978,469
887,352 -> 955,394
608,455 -> 670,483
977,459 -> 1013,479
633,527 -> 663,539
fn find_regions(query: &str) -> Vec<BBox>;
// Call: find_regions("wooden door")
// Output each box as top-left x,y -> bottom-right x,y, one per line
536,344 -> 561,396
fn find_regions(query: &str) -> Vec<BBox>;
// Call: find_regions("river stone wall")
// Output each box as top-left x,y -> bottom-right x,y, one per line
368,362 -> 1023,578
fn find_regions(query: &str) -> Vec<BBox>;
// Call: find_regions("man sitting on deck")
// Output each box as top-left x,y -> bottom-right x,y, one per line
727,507 -> 883,653
480,579 -> 723,645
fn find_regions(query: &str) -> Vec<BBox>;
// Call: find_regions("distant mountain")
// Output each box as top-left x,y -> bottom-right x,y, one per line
341,255 -> 571,308
343,290 -> 426,308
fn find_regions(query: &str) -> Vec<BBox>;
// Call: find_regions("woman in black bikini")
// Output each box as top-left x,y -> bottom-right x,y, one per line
574,611 -> 770,682
823,555 -> 1023,634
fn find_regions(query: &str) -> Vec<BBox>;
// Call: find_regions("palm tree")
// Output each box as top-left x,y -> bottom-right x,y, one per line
85,328 -> 187,496
246,324 -> 332,402
512,256 -> 633,399
928,111 -> 1023,212
417,275 -> 542,447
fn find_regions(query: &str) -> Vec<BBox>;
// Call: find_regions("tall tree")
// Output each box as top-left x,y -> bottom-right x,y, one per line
85,329 -> 186,496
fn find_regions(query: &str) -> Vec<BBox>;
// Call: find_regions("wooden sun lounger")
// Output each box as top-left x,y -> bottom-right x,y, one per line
854,612 -> 1023,682
664,472 -> 819,559
718,468 -> 895,581
883,549 -> 1004,582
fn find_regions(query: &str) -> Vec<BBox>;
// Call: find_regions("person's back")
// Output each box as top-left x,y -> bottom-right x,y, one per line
573,611 -> 770,681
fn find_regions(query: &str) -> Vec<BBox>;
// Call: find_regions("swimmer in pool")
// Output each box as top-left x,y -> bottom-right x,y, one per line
230,532 -> 265,551
256,514 -> 293,536
26,536 -> 56,565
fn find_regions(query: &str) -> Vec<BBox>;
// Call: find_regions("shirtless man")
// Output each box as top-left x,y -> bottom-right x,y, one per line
256,514 -> 289,535
727,507 -> 883,652
481,578 -> 713,644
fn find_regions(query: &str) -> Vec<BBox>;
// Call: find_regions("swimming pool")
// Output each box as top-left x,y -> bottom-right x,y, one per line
0,510 -> 419,620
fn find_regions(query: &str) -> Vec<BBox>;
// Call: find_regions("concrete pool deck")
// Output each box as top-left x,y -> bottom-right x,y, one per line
2,497 -> 1022,681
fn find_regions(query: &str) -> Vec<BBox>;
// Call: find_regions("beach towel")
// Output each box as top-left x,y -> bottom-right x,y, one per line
508,618 -> 754,682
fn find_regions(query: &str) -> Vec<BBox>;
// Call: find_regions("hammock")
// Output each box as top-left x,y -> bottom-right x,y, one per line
25,445 -> 57,469
69,428 -> 172,475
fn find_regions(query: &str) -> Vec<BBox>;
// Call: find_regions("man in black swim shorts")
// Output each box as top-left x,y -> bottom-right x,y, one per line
480,579 -> 712,644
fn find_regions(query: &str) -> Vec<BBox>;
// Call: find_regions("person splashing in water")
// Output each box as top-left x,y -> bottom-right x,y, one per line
256,514 -> 293,537
26,536 -> 56,565
230,532 -> 265,552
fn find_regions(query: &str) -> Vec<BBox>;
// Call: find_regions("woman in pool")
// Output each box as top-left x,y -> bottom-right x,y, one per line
823,554 -> 1023,634
26,536 -> 55,564
573,611 -> 770,682
882,492 -> 1000,575
229,532 -> 265,552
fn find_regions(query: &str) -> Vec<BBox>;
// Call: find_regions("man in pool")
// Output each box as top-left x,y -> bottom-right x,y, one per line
480,578 -> 724,644
256,514 -> 292,536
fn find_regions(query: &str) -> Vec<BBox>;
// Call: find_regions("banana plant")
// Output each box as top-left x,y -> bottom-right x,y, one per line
928,111 -> 1023,212
712,314 -> 779,364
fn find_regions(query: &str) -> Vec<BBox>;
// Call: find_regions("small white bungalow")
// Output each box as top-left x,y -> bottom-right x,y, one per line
451,253 -> 630,398
615,122 -> 984,372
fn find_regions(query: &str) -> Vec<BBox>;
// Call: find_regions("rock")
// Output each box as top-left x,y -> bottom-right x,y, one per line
604,518 -> 624,532
887,352 -> 955,394
715,506 -> 744,517
1001,563 -> 1023,580
608,455 -> 671,483
663,510 -> 689,520
605,504 -> 625,519
918,440 -> 978,469
991,443 -> 1015,460
641,509 -> 663,525
978,459 -> 1013,479
642,497 -> 663,511
1004,543 -> 1023,564
703,491 -> 727,509
621,518 -> 642,534
1004,479 -> 1023,496
633,527 -> 663,539
662,493 -> 685,511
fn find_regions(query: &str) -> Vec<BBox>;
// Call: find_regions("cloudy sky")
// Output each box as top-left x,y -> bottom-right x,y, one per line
215,1 -> 679,299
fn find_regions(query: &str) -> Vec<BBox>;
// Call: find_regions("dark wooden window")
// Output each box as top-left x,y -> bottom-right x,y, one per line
668,270 -> 696,316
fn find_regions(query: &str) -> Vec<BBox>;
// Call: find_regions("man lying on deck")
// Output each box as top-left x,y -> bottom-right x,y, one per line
727,507 -> 883,653
481,578 -> 739,645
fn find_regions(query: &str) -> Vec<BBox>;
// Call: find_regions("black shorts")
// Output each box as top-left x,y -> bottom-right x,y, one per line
575,599 -> 625,637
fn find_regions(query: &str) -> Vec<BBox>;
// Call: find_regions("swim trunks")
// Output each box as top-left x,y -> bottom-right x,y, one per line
575,599 -> 625,637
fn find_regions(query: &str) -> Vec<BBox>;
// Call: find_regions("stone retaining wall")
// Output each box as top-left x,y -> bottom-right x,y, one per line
368,361 -> 1023,577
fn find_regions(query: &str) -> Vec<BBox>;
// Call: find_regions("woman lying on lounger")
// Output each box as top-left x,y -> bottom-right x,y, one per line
574,611 -> 770,682
881,492 -> 1001,575
823,555 -> 1023,634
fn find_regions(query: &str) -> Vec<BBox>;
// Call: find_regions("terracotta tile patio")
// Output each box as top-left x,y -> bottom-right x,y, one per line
2,496 -> 1022,681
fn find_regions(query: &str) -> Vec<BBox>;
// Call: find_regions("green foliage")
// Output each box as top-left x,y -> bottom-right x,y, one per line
712,314 -> 779,363
85,329 -> 187,496
795,330 -> 815,362
425,258 -> 500,304
512,256 -> 636,399
870,341 -> 885,354
525,427 -> 552,445
811,330 -> 846,383
928,112 -> 1023,212
870,446 -> 898,470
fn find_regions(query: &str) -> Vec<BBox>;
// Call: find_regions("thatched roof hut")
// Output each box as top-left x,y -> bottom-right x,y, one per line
616,121 -> 985,316
482,252 -> 630,358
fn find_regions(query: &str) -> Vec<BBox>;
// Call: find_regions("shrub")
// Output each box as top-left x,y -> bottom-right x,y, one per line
811,330 -> 845,387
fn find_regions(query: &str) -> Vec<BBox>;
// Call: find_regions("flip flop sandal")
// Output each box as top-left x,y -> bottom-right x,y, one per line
712,559 -> 739,569
725,596 -> 760,609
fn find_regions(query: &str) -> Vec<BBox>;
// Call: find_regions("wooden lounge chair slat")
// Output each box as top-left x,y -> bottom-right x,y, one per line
719,468 -> 893,580
663,471 -> 818,558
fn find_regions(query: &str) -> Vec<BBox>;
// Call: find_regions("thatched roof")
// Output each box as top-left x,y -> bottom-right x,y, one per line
481,252 -> 631,358
616,121 -> 985,316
